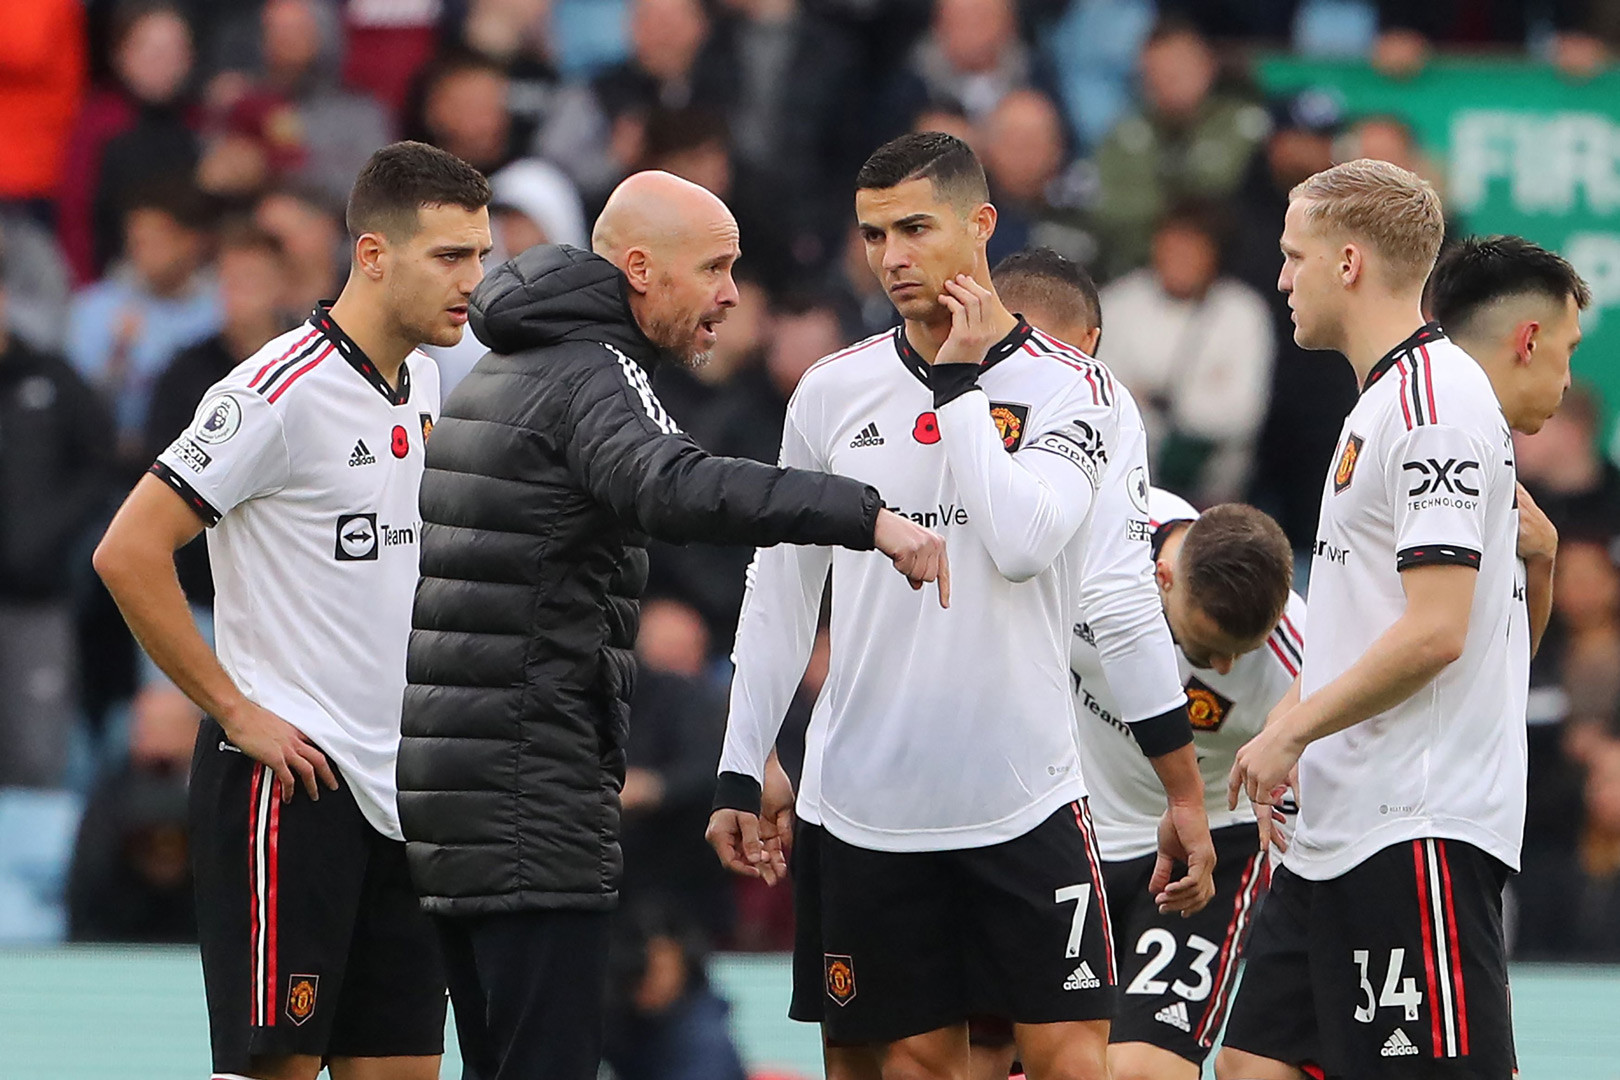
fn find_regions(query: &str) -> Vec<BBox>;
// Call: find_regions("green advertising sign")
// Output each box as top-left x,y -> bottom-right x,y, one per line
1258,58 -> 1620,445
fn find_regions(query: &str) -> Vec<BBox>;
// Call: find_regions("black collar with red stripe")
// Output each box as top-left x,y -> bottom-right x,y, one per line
313,302 -> 412,406
1363,322 -> 1446,393
892,317 -> 1034,388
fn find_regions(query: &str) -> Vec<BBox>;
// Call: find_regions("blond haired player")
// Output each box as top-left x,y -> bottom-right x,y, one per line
1220,161 -> 1527,1079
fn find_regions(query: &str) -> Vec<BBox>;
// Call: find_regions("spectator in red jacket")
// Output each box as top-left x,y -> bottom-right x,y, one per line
0,0 -> 86,214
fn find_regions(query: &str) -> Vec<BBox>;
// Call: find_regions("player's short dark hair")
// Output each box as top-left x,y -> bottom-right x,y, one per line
1177,504 -> 1293,643
345,141 -> 492,242
855,132 -> 988,211
1428,235 -> 1591,334
992,248 -> 1102,334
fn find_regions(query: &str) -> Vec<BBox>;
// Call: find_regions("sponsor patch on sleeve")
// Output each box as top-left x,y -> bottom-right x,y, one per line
169,436 -> 212,473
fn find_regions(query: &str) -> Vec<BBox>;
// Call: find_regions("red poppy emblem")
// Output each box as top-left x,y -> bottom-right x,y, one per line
391,425 -> 409,458
913,412 -> 940,444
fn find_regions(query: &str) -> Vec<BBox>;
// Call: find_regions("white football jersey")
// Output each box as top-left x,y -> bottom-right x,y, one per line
1071,487 -> 1305,860
1287,325 -> 1526,880
153,308 -> 439,840
720,321 -> 1186,852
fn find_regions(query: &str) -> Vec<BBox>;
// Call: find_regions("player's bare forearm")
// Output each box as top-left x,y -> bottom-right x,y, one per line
1231,565 -> 1475,811
1526,554 -> 1553,658
1280,563 -> 1475,748
1148,743 -> 1216,914
94,475 -> 248,724
1148,741 -> 1204,808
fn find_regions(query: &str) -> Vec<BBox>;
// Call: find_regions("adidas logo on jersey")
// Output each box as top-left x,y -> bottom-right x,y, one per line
1063,962 -> 1100,991
1154,1002 -> 1191,1032
1381,1029 -> 1420,1057
849,422 -> 885,448
349,440 -> 377,467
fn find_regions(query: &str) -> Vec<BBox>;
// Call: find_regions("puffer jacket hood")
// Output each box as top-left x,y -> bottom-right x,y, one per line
400,242 -> 882,916
470,243 -> 660,363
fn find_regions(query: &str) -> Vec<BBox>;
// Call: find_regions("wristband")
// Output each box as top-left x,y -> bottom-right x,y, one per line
931,364 -> 981,407
712,770 -> 762,815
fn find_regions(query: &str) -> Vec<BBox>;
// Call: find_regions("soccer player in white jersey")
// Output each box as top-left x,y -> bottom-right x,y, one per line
708,133 -> 1214,1080
1072,492 -> 1300,1080
1425,235 -> 1588,660
1217,160 -> 1560,1080
953,249 -> 1265,1080
93,142 -> 492,1080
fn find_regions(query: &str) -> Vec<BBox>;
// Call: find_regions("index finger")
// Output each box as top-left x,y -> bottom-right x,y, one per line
1226,758 -> 1244,811
957,273 -> 994,301
937,547 -> 950,609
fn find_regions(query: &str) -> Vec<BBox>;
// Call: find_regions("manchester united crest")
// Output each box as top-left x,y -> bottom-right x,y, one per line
1184,678 -> 1233,732
988,402 -> 1031,452
286,974 -> 319,1026
825,954 -> 856,1006
1333,433 -> 1364,494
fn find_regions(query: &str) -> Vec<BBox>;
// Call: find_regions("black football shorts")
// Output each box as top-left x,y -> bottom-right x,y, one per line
1103,821 -> 1270,1064
190,718 -> 446,1074
789,800 -> 1117,1045
1223,838 -> 1514,1079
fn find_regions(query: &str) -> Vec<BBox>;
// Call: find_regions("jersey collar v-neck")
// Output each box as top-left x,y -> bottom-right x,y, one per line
312,302 -> 413,406
1362,321 -> 1446,393
892,317 -> 1034,388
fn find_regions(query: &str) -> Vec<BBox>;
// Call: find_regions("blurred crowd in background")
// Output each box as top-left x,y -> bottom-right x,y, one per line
3,1 -> 1620,1067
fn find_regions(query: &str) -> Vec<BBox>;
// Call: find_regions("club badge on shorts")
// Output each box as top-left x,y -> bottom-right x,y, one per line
1334,432 -> 1364,494
825,954 -> 856,1006
286,974 -> 319,1025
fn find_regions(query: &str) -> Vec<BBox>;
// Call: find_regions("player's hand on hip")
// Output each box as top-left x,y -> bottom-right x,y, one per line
220,699 -> 340,802
1152,801 -> 1216,915
1515,482 -> 1557,562
706,809 -> 784,886
874,508 -> 950,608
935,275 -> 1000,367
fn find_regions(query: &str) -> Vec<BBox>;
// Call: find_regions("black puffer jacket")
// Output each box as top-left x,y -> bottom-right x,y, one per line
399,245 -> 880,915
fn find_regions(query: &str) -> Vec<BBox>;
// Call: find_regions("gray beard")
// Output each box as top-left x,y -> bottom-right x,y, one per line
645,310 -> 710,369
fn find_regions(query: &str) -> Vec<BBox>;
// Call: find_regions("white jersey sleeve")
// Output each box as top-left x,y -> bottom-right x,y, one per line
717,400 -> 833,788
934,382 -> 1105,582
1082,391 -> 1187,725
1384,423 -> 1493,570
155,386 -> 291,524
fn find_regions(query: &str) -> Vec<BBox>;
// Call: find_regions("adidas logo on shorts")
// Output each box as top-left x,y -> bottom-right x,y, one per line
349,439 -> 377,467
1381,1028 -> 1420,1057
849,422 -> 885,448
1154,1001 -> 1191,1032
1062,961 -> 1100,991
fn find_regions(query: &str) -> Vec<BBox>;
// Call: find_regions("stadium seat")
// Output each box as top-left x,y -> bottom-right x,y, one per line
1045,0 -> 1156,150
552,0 -> 632,78
0,788 -> 85,943
1293,0 -> 1377,57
